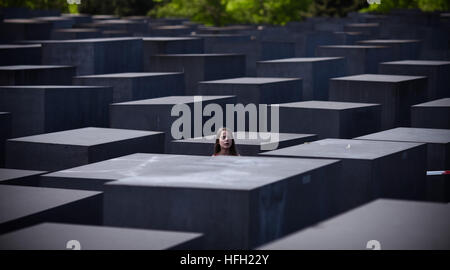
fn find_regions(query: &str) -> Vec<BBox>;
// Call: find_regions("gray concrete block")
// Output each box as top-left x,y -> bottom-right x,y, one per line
146,54 -> 246,95
289,31 -> 340,57
0,112 -> 11,167
143,37 -> 204,71
0,168 -> 45,186
94,19 -> 148,35
51,28 -> 101,40
0,45 -> 41,66
356,127 -> 450,202
61,13 -> 92,25
259,199 -> 450,250
344,23 -> 380,36
0,65 -> 75,85
73,72 -> 185,103
168,132 -> 318,156
379,60 -> 450,100
316,45 -> 393,75
329,74 -> 428,129
275,101 -> 381,139
0,85 -> 113,137
92,15 -> 120,21
149,25 -> 193,36
257,57 -> 347,100
34,16 -> 75,29
101,153 -> 341,249
0,19 -> 53,42
41,38 -> 143,76
261,139 -> 427,212
333,31 -> 369,45
6,127 -> 165,172
0,185 -> 102,234
411,98 -> 450,129
197,77 -> 302,105
110,96 -> 235,145
358,39 -> 421,60
0,223 -> 203,250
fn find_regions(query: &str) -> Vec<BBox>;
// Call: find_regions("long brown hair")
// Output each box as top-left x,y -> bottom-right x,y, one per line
213,127 -> 239,156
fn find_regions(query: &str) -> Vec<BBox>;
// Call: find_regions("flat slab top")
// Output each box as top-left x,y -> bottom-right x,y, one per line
0,85 -> 107,90
346,23 -> 379,27
0,44 -> 41,49
413,98 -> 450,107
75,72 -> 182,79
3,19 -> 50,24
8,127 -> 162,146
259,199 -> 450,250
113,95 -> 234,105
54,28 -> 99,33
0,168 -> 46,182
0,223 -> 202,250
261,138 -> 424,160
44,153 -> 340,190
154,53 -> 243,57
319,45 -> 388,49
358,39 -> 420,44
260,57 -> 344,63
200,77 -> 300,84
356,128 -> 450,144
276,101 -> 380,110
381,60 -> 450,66
39,37 -> 142,43
143,37 -> 201,41
0,65 -> 73,70
0,112 -> 11,116
331,74 -> 426,82
173,132 -> 316,146
0,185 -> 101,224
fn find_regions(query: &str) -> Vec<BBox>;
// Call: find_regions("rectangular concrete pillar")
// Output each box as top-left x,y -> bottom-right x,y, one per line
0,112 -> 11,167
6,127 -> 165,172
0,45 -> 41,66
0,185 -> 102,234
358,39 -> 421,60
73,72 -> 185,103
0,65 -> 75,85
0,86 -> 113,137
411,98 -> 450,129
0,168 -> 45,186
276,101 -> 381,139
51,28 -> 101,40
257,57 -> 347,100
329,74 -> 427,129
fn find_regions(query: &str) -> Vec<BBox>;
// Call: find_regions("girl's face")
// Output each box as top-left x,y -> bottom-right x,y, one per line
219,130 -> 233,149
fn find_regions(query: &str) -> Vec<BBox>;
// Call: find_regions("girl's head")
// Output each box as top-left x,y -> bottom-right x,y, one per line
214,127 -> 239,156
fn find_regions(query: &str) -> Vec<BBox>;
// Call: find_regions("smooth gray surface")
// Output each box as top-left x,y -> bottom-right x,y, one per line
0,185 -> 102,234
0,168 -> 45,186
73,72 -> 185,103
0,112 -> 11,166
411,98 -> 450,129
198,77 -> 302,105
0,85 -> 112,137
6,127 -> 165,171
259,199 -> 450,250
329,74 -> 427,129
356,127 -> 450,145
0,223 -> 203,250
102,154 -> 341,249
274,101 -> 382,139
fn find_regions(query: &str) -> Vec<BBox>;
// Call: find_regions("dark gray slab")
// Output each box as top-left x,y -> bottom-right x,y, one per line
356,127 -> 450,202
0,85 -> 112,137
51,28 -> 101,40
146,54 -> 246,95
73,72 -> 185,103
0,112 -> 11,166
41,38 -> 143,76
333,31 -> 369,45
411,98 -> 450,129
6,127 -> 165,172
61,13 -> 92,25
149,25 -> 193,36
275,101 -> 381,139
34,16 -> 75,29
93,19 -> 148,35
379,60 -> 450,100
0,45 -> 41,66
168,132 -> 318,156
329,74 -> 427,129
0,65 -> 75,85
198,77 -> 302,105
110,95 -> 236,144
0,223 -> 203,250
0,19 -> 53,42
316,45 -> 392,75
259,199 -> 450,250
0,185 -> 102,234
256,57 -> 347,100
358,39 -> 421,60
101,153 -> 341,249
344,23 -> 380,36
261,139 -> 427,212
0,168 -> 45,186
